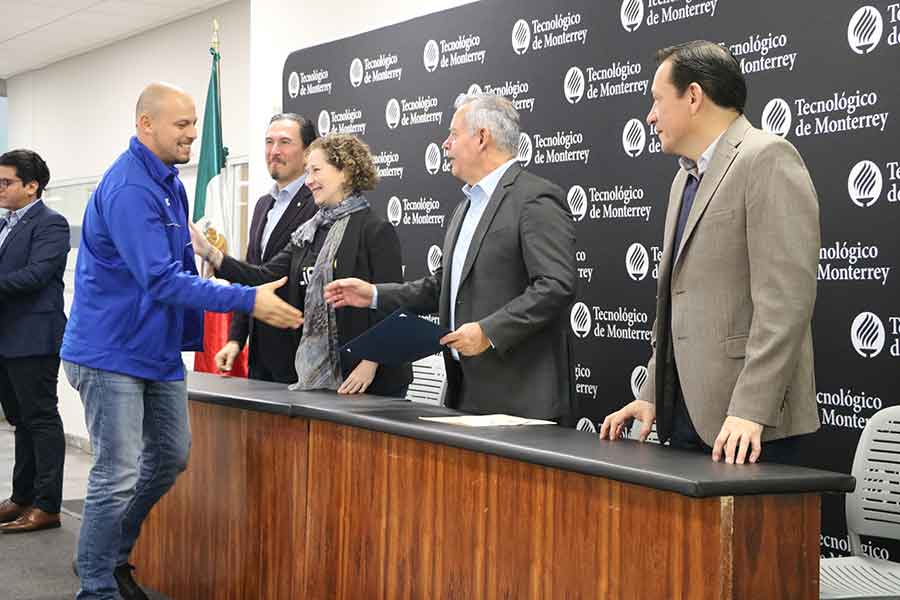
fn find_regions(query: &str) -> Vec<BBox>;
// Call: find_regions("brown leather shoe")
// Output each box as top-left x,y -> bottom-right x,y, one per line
0,499 -> 30,523
0,507 -> 61,533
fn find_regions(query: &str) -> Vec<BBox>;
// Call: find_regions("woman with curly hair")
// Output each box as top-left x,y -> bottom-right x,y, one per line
191,134 -> 411,396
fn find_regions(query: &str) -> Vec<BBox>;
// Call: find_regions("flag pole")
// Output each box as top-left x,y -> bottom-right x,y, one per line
210,19 -> 232,251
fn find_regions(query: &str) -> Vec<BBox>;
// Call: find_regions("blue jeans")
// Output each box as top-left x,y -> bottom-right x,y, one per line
63,361 -> 191,600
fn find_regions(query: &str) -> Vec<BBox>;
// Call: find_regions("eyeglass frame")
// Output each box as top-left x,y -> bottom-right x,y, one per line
0,177 -> 23,190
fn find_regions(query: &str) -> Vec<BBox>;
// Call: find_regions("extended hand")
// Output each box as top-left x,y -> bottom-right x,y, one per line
338,360 -> 378,394
189,222 -> 212,257
214,341 -> 241,372
252,277 -> 303,329
712,416 -> 764,464
440,322 -> 491,356
324,277 -> 375,308
189,222 -> 222,276
599,400 -> 656,441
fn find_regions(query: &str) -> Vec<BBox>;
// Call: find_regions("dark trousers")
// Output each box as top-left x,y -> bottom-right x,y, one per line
249,360 -> 297,384
0,355 -> 65,513
670,387 -> 807,465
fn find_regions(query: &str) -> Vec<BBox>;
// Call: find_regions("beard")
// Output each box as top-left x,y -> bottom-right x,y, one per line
268,161 -> 284,180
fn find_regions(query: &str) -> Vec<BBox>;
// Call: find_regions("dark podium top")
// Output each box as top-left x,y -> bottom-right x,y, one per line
188,372 -> 854,499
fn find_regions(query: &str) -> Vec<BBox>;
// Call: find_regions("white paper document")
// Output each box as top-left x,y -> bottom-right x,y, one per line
419,414 -> 557,427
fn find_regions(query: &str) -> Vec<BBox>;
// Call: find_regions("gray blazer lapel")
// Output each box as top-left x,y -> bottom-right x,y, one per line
673,115 -> 750,271
457,164 -> 519,287
440,198 -> 468,325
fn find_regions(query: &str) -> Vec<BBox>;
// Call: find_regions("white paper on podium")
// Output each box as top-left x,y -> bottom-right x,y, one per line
419,414 -> 556,427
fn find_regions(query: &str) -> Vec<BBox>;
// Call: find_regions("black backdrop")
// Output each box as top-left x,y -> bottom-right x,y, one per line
282,0 -> 900,559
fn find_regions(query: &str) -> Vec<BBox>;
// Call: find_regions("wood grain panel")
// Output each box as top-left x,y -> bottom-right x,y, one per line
731,494 -> 820,599
133,404 -> 821,600
251,413 -> 310,598
133,401 -> 252,599
302,419 -> 391,600
132,403 -> 310,599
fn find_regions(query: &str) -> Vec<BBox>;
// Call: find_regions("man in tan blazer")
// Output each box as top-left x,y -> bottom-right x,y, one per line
600,41 -> 821,465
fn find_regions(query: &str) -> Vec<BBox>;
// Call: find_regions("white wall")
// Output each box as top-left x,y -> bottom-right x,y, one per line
7,1 -> 250,443
8,0 -> 250,183
6,0 -> 475,443
248,0 -> 477,205
0,97 -> 8,152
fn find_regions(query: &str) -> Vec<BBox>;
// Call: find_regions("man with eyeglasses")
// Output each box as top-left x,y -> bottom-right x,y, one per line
0,149 -> 70,534
212,113 -> 319,382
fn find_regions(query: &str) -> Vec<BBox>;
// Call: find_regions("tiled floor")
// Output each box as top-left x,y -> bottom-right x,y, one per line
0,423 -> 169,599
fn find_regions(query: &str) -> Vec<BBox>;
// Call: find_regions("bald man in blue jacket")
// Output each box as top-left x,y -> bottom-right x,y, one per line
61,82 -> 302,600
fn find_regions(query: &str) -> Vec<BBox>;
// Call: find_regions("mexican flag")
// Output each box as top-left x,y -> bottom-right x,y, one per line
193,46 -> 228,233
192,44 -> 248,377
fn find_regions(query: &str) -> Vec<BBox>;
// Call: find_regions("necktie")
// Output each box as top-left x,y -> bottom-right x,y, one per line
656,174 -> 702,443
672,174 -> 701,260
0,214 -> 10,243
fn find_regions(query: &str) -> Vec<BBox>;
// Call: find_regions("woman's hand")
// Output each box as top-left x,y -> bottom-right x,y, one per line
338,360 -> 378,395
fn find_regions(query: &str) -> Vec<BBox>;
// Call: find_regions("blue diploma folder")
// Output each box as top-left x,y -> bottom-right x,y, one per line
338,308 -> 451,365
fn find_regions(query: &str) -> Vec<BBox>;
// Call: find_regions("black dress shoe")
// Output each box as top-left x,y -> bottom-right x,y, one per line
114,563 -> 150,600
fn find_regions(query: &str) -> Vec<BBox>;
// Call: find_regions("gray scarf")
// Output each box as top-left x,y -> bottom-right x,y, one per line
289,194 -> 370,391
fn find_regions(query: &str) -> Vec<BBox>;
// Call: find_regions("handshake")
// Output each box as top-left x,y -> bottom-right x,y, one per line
190,222 -> 303,333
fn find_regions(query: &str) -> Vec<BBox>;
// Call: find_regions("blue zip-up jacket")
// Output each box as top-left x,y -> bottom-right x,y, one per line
61,137 -> 256,381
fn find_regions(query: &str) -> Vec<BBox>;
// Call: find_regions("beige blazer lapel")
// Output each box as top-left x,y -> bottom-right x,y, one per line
658,170 -> 687,288
673,115 -> 752,273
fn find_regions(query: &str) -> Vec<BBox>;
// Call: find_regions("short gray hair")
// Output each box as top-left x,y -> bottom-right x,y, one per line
453,93 -> 520,156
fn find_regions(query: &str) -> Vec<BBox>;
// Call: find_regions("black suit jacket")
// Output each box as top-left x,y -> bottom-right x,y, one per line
0,200 -> 70,358
218,207 -> 412,395
377,165 -> 576,421
228,185 -> 317,382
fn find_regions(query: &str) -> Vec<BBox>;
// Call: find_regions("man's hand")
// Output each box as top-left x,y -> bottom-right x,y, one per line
599,400 -> 656,442
712,416 -> 764,464
338,360 -> 378,395
324,277 -> 375,308
189,222 -> 223,277
214,341 -> 241,373
440,322 -> 491,356
252,277 -> 303,329
189,221 -> 212,257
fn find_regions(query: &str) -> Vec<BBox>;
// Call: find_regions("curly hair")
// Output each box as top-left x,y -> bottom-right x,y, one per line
307,134 -> 379,195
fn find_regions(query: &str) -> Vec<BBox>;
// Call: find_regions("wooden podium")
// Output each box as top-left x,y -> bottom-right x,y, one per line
132,374 -> 852,599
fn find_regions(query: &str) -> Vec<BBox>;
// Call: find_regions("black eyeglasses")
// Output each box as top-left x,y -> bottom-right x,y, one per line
0,178 -> 22,190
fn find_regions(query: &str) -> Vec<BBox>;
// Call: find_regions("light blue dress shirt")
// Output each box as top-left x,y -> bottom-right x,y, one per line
260,175 -> 306,256
370,159 -> 516,359
678,131 -> 724,179
0,197 -> 40,251
449,158 -> 517,331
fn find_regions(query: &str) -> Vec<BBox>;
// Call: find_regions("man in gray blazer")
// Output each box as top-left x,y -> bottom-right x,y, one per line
600,41 -> 821,464
325,94 -> 576,421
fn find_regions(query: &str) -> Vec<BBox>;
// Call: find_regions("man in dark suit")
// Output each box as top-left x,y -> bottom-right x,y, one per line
326,94 -> 576,421
214,113 -> 318,383
600,41 -> 820,465
0,149 -> 70,533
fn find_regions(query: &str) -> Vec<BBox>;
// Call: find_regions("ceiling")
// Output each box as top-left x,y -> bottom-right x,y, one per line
0,0 -> 232,80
